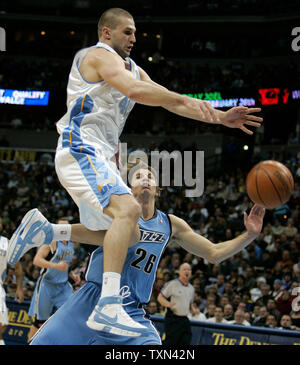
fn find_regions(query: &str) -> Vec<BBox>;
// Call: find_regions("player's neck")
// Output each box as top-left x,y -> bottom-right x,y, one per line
140,199 -> 156,221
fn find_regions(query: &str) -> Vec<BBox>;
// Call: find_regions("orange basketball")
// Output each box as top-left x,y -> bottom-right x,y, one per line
246,160 -> 294,209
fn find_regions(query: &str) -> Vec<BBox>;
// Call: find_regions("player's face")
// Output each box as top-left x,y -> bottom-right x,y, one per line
131,168 -> 157,199
110,17 -> 136,59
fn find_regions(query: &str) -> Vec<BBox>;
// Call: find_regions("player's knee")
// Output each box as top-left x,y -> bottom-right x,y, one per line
123,199 -> 142,221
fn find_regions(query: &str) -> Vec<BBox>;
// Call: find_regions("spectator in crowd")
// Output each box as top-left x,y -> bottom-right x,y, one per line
271,279 -> 283,300
265,314 -> 278,329
252,306 -> 269,327
255,284 -> 273,306
145,301 -> 161,316
278,314 -> 296,331
276,290 -> 293,315
188,301 -> 207,322
290,310 -> 300,330
229,310 -> 251,326
266,298 -> 281,321
205,303 -> 217,319
223,303 -> 234,321
206,306 -> 229,324
250,277 -> 266,302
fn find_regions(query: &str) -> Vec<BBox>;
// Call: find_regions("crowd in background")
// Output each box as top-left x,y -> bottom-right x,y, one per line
1,0 -> 298,17
1,146 -> 300,331
0,55 -> 298,94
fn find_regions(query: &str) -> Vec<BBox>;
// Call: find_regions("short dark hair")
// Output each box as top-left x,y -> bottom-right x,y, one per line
97,8 -> 133,38
127,160 -> 159,187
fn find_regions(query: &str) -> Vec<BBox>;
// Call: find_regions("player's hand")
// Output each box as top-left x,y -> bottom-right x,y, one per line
14,288 -> 24,303
220,106 -> 263,134
56,261 -> 68,271
244,204 -> 265,237
169,301 -> 176,309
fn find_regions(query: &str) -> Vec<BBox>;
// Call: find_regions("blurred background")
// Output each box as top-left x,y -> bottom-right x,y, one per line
0,0 -> 300,338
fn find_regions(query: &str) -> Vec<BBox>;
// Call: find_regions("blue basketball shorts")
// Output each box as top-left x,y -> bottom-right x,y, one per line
28,277 -> 73,321
30,281 -> 162,345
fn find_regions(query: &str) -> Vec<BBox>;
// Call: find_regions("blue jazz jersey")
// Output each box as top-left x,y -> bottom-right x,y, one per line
42,240 -> 74,284
28,240 -> 75,320
85,209 -> 172,305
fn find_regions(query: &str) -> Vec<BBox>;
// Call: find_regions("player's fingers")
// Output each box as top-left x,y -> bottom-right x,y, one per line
245,107 -> 261,114
245,115 -> 263,122
240,125 -> 253,135
258,206 -> 266,217
243,120 -> 261,127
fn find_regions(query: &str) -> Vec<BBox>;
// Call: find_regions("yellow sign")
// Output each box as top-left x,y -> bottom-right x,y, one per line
0,149 -> 37,162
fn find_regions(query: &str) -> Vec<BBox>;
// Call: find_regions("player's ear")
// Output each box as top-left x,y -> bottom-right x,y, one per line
102,26 -> 111,40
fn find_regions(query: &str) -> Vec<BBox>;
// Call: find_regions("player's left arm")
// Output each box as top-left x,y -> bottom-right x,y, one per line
138,66 -> 263,135
14,262 -> 24,303
169,204 -> 265,264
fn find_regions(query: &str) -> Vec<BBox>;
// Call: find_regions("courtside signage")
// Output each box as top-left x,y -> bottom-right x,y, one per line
0,89 -> 50,105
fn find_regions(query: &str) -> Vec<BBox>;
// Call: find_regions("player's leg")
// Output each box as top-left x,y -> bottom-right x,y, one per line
52,282 -> 73,310
30,282 -> 101,345
86,193 -> 148,335
53,148 -> 147,335
27,319 -> 45,342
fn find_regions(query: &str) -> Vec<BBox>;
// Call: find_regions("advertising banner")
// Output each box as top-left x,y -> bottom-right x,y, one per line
3,300 -> 33,345
151,315 -> 300,345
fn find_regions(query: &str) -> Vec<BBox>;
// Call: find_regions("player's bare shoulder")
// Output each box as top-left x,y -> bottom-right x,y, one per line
80,47 -> 127,82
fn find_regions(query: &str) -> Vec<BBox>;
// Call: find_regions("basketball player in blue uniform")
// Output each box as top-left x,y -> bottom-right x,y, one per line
28,164 -> 265,345
6,8 -> 263,337
27,220 -> 78,342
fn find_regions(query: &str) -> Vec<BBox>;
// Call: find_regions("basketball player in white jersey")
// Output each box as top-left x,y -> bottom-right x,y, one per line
0,235 -> 24,345
7,8 -> 263,336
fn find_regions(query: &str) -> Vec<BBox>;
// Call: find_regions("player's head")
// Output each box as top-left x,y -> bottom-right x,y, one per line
128,161 -> 160,201
97,8 -> 136,59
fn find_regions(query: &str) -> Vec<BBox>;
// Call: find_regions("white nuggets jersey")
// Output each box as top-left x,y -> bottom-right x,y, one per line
0,236 -> 8,286
56,41 -> 140,160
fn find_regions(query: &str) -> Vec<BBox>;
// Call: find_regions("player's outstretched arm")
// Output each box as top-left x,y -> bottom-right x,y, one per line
89,49 -> 185,108
169,204 -> 265,264
138,67 -> 263,134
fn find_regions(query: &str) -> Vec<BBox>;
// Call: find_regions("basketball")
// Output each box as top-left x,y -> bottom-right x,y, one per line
246,160 -> 294,209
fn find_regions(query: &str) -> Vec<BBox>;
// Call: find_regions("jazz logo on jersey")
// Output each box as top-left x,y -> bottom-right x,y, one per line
140,229 -> 165,243
56,249 -> 73,261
